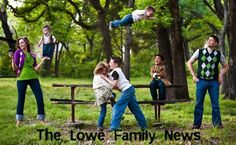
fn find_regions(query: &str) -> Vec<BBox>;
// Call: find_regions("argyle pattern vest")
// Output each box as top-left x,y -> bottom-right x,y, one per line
197,48 -> 220,80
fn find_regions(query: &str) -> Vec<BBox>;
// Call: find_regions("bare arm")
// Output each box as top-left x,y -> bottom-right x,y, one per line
11,58 -> 18,71
99,74 -> 118,87
37,37 -> 43,47
34,57 -> 50,71
187,59 -> 199,83
218,63 -> 229,84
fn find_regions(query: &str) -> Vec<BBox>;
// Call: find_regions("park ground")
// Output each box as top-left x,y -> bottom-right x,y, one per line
0,77 -> 236,145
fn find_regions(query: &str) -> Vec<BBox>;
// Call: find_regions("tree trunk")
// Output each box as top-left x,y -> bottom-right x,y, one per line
183,37 -> 190,61
168,0 -> 189,100
88,0 -> 112,61
225,0 -> 236,100
0,0 -> 16,52
219,0 -> 229,94
123,0 -> 134,80
54,43 -> 60,77
98,13 -> 112,61
123,26 -> 132,80
86,35 -> 94,55
156,26 -> 173,82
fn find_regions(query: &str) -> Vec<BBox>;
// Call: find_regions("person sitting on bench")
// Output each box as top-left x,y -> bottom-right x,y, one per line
150,54 -> 171,103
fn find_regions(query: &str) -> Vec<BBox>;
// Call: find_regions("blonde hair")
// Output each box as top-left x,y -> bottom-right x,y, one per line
93,62 -> 109,75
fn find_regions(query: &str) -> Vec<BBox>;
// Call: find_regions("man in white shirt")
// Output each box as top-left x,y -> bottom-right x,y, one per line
187,35 -> 229,129
109,6 -> 155,31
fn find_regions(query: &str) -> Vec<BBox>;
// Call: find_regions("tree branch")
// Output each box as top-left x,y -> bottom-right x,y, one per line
207,22 -> 219,34
0,36 -> 16,43
88,0 -> 104,12
203,0 -> 217,15
213,0 -> 224,20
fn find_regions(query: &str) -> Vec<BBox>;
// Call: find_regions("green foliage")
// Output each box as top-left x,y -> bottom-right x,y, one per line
180,0 -> 223,51
0,42 -> 14,76
59,50 -> 96,78
130,48 -> 155,77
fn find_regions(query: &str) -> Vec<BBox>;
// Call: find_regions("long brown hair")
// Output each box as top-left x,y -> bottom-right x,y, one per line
16,37 -> 31,52
93,62 -> 108,75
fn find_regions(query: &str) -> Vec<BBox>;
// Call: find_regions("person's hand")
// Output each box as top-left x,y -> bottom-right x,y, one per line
8,51 -> 14,58
98,74 -> 106,79
218,74 -> 223,85
193,76 -> 199,83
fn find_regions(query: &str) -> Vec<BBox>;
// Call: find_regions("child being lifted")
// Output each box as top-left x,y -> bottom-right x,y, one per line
37,25 -> 56,59
109,5 -> 155,31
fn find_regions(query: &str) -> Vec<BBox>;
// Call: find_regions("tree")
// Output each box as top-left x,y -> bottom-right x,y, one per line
156,26 -> 173,82
168,0 -> 189,100
0,0 -> 16,52
123,0 -> 134,80
88,0 -> 112,61
225,0 -> 236,100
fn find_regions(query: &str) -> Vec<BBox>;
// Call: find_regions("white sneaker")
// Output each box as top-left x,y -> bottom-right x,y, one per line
109,22 -> 113,31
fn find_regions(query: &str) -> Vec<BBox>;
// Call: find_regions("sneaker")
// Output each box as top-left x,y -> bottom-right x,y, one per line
192,125 -> 201,129
109,22 -> 113,31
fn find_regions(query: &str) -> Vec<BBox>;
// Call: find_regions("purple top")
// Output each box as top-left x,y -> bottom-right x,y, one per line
13,49 -> 37,77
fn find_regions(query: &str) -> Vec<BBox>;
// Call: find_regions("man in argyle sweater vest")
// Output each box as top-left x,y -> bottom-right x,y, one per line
187,35 -> 229,129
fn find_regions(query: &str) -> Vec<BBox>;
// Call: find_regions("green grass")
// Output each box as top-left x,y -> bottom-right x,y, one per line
0,77 -> 236,145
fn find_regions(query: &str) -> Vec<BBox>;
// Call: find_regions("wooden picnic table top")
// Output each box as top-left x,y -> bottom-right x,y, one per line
50,98 -> 189,105
52,83 -> 185,88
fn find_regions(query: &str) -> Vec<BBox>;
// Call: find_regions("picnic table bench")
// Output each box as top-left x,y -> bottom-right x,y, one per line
50,83 -> 189,126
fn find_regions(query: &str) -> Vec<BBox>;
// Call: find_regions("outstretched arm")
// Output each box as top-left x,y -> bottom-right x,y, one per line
37,37 -> 43,47
34,57 -> 50,71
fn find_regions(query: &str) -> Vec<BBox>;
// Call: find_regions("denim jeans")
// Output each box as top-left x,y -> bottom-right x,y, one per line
98,102 -> 107,127
110,86 -> 147,130
43,43 -> 54,58
111,14 -> 134,28
16,79 -> 45,121
150,79 -> 166,100
194,79 -> 222,127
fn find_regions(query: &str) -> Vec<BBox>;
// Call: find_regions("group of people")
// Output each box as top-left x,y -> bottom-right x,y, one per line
92,35 -> 229,131
8,4 -> 228,131
92,54 -> 172,131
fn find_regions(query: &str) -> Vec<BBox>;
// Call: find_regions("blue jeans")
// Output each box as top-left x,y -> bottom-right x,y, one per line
194,79 -> 222,127
150,79 -> 166,100
111,14 -> 134,28
16,79 -> 45,121
43,43 -> 54,58
110,86 -> 147,130
98,102 -> 107,127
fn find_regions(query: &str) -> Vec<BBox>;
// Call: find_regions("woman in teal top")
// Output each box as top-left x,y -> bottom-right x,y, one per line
10,37 -> 49,127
